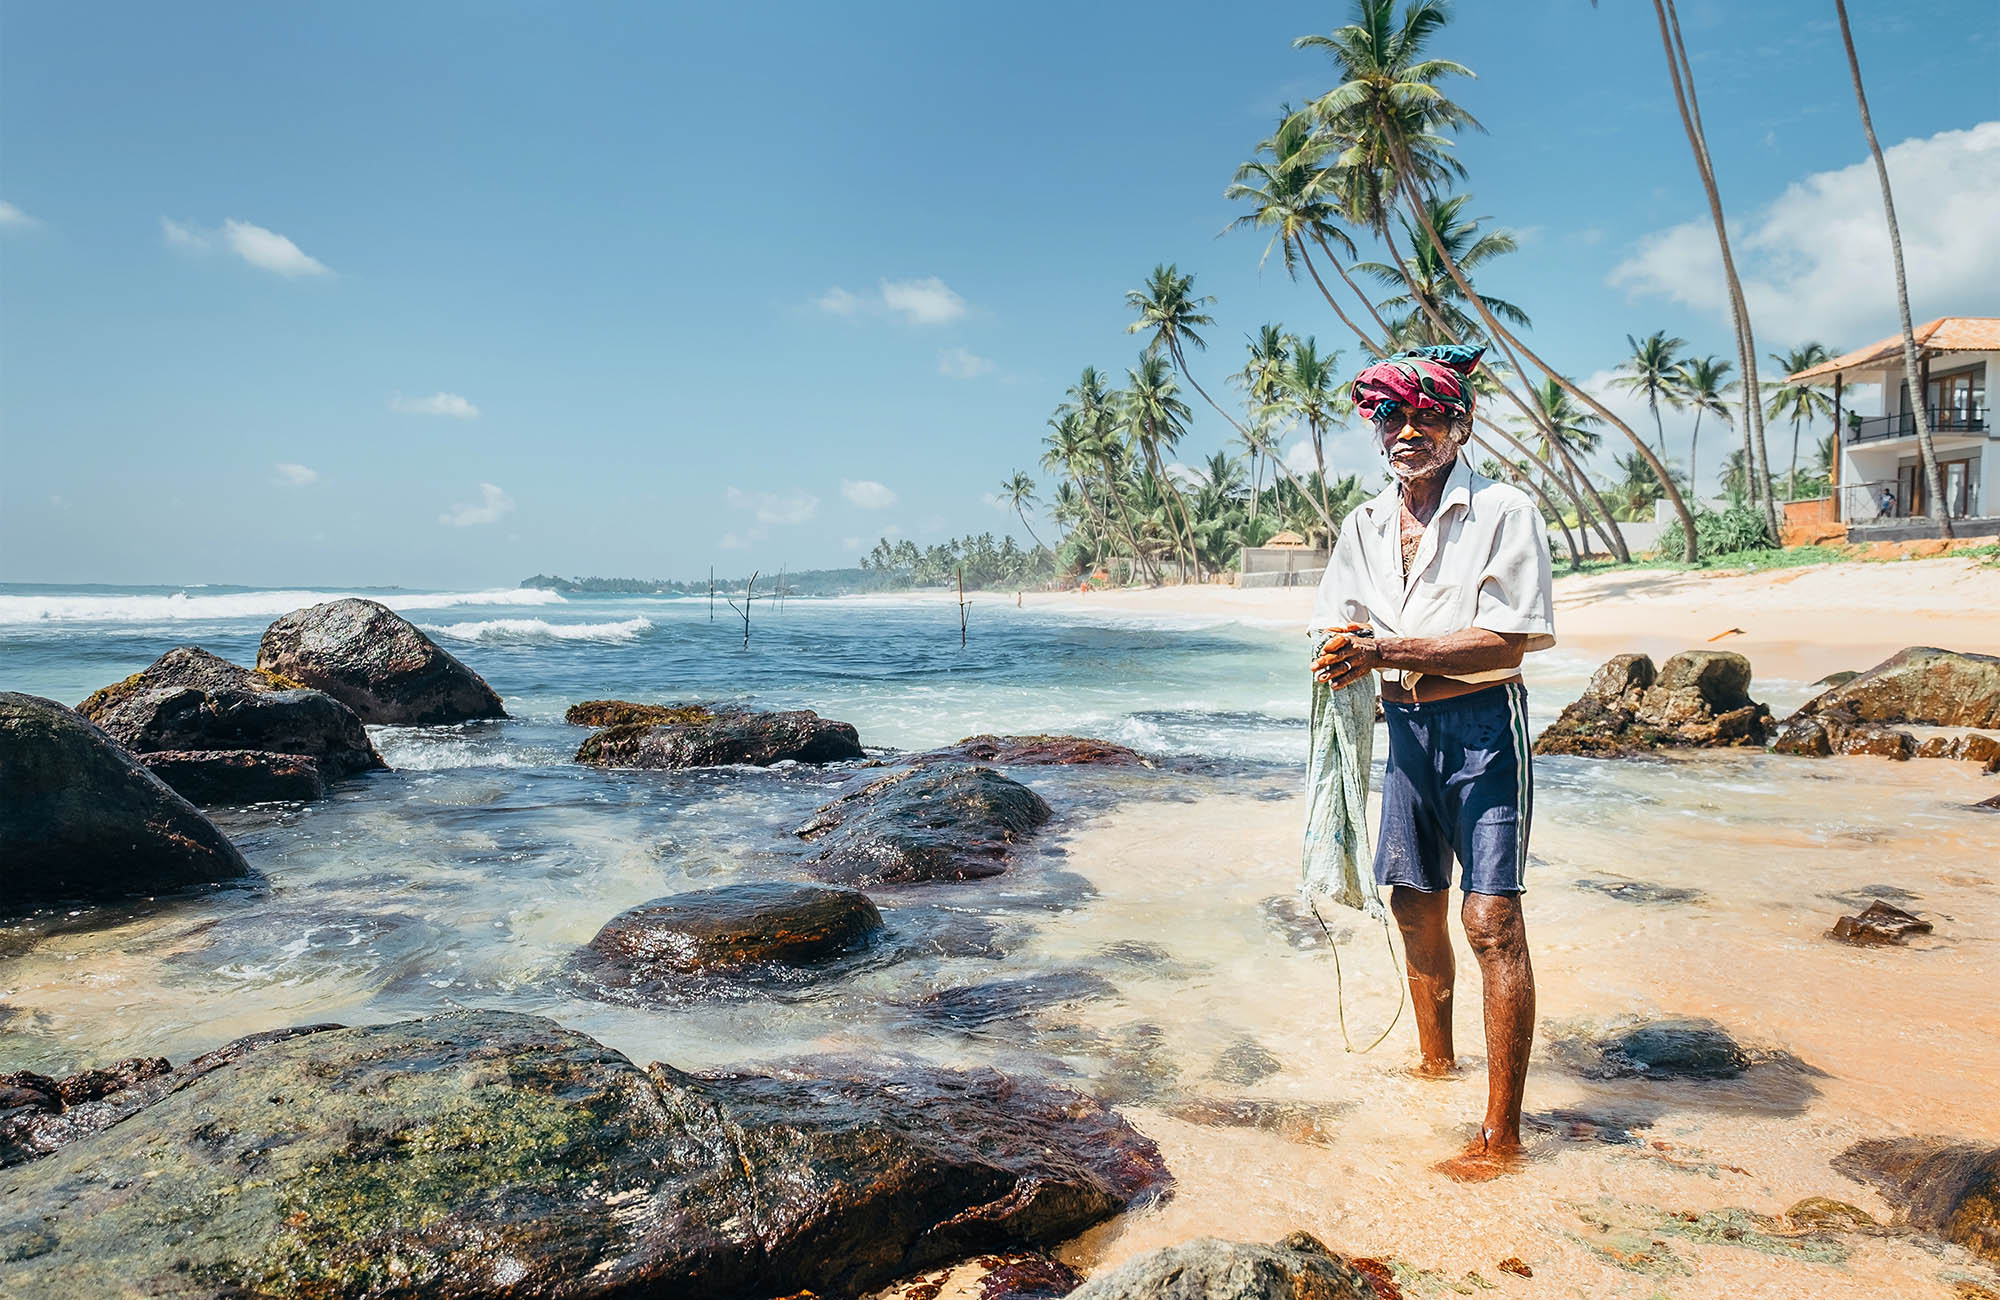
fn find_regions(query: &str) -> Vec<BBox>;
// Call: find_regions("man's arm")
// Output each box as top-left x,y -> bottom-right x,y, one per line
1313,627 -> 1526,691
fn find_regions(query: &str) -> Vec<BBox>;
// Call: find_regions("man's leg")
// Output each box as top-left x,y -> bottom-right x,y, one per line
1453,891 -> 1534,1169
1389,885 -> 1455,1074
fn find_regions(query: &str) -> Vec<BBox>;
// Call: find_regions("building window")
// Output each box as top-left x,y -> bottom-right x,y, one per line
1926,368 -> 1986,432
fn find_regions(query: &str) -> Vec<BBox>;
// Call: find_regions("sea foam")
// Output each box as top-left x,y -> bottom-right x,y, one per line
420,616 -> 653,644
0,587 -> 566,625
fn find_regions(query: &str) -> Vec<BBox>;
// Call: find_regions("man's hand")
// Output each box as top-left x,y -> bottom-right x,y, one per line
1312,623 -> 1380,691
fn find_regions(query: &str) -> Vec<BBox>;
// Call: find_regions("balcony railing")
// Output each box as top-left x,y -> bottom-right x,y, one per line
1846,404 -> 1989,443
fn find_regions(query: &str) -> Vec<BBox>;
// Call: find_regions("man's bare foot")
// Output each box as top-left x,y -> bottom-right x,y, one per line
1412,1056 -> 1459,1080
1433,1128 -> 1525,1183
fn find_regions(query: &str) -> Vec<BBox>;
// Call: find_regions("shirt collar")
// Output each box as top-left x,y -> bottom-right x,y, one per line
1360,453 -> 1475,529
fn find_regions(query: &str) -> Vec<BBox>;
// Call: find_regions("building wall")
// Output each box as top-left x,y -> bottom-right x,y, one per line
1840,352 -> 1995,519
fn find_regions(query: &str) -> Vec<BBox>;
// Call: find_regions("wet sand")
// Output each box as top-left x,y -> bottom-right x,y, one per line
938,752 -> 2000,1298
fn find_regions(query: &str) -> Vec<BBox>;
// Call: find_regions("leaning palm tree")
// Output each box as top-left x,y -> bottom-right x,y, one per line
1299,0 -> 1693,559
1231,324 -> 1297,519
1041,409 -> 1108,567
1277,336 -> 1344,523
1120,355 -> 1200,580
1066,367 -> 1155,581
1353,194 -> 1531,347
1611,331 -> 1687,459
1833,0 -> 1949,535
1764,344 -> 1834,500
998,471 -> 1047,552
1520,378 -> 1627,559
1641,0 -> 1780,540
1670,355 -> 1734,500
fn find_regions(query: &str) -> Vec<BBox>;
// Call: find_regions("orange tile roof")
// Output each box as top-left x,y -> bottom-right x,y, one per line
1787,317 -> 2000,383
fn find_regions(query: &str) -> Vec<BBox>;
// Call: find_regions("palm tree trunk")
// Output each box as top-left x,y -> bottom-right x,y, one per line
1656,0 -> 1781,541
1099,459 -> 1158,585
1649,397 -> 1668,460
1294,237 -> 1387,360
1689,408 -> 1705,503
1312,232 -> 1402,347
1834,0 -> 1950,535
1470,434 -> 1580,569
1014,506 -> 1047,553
1069,469 -> 1109,568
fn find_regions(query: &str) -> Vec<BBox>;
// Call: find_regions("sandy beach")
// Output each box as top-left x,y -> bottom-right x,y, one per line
1024,554 -> 2000,685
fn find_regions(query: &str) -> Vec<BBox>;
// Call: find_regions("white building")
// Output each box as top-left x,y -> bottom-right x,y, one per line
1788,317 -> 1997,535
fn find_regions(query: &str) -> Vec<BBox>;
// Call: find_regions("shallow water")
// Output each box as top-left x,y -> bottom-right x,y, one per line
4,584 -> 1996,1296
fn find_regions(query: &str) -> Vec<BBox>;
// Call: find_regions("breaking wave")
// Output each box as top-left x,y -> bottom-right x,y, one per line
420,617 -> 653,644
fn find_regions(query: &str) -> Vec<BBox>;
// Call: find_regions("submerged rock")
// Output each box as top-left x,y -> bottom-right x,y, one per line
1836,1137 -> 2000,1264
1067,1231 -> 1378,1300
915,734 -> 1153,768
0,692 -> 251,909
1534,651 -> 1770,756
138,748 -> 328,804
1552,1017 -> 1751,1080
1573,877 -> 1705,906
797,764 -> 1052,885
0,1025 -> 338,1167
1829,899 -> 1934,946
0,1010 -> 1168,1298
258,597 -> 506,724
907,972 -> 1118,1031
576,706 -> 863,769
77,646 -> 383,781
584,882 -> 885,981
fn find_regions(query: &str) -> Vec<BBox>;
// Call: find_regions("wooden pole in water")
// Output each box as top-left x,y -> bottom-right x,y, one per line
724,571 -> 757,649
708,567 -> 715,622
957,566 -> 968,648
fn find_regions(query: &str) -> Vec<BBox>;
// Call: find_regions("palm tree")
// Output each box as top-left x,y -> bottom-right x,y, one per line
1611,331 -> 1687,459
1299,0 -> 1694,559
1125,264 -> 1250,456
1278,336 -> 1344,523
1833,0 -> 1949,534
1354,195 -> 1531,346
1065,367 -> 1155,582
1670,355 -> 1734,501
1231,324 -> 1297,519
1120,355 -> 1200,580
998,471 -> 1047,552
1041,409 -> 1108,567
1764,344 -> 1834,500
1642,0 -> 1780,541
1520,378 -> 1626,559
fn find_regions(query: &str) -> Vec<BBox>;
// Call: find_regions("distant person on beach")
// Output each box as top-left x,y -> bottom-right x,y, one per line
1309,343 -> 1555,1182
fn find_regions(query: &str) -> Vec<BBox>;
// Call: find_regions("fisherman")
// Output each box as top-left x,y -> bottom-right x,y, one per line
1310,344 -> 1556,1181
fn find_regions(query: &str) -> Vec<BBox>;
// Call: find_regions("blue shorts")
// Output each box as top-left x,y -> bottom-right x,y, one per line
1375,681 -> 1533,896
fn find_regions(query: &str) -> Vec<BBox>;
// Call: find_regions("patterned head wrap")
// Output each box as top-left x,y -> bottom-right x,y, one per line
1351,343 -> 1485,425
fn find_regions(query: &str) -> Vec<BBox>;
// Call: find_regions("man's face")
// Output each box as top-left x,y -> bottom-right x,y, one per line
1374,404 -> 1461,482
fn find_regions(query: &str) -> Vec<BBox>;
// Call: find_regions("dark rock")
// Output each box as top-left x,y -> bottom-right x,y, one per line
1791,647 -> 2000,729
916,734 -> 1153,768
565,699 -> 714,728
0,693 -> 251,909
908,972 -> 1117,1031
1977,792 -> 2000,812
976,1253 -> 1083,1300
577,706 -> 863,769
1912,732 -> 2000,770
585,882 -> 885,978
1554,1018 -> 1750,1080
77,646 -> 383,779
1813,670 -> 1861,688
1829,899 -> 1933,945
1573,878 -> 1705,906
1771,715 -> 1833,758
799,764 -> 1052,886
0,1025 -> 339,1167
1836,1137 -> 2000,1264
1066,1231 -> 1378,1300
1535,651 -> 1770,756
139,748 -> 328,804
1833,724 -> 1914,759
258,597 -> 506,724
0,1011 -> 1168,1298
1209,1037 -> 1283,1086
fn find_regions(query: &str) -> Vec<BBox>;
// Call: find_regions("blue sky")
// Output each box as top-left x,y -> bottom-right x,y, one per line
3,1 -> 1995,587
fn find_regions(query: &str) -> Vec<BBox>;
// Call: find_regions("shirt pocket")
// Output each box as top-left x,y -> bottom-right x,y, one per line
1402,577 -> 1460,633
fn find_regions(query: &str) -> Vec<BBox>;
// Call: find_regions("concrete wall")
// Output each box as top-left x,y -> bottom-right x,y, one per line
1239,567 -> 1326,590
1549,520 -> 1669,556
1239,546 -> 1330,576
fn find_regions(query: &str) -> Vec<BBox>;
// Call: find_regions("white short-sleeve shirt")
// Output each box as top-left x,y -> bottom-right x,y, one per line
1311,455 -> 1555,686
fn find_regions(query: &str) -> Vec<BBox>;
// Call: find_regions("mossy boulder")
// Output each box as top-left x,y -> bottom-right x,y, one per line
575,706 -> 862,769
1792,647 -> 2000,729
915,734 -> 1153,768
258,598 -> 506,725
564,699 -> 715,728
796,764 -> 1053,885
0,692 -> 250,910
1836,1137 -> 2000,1264
1535,651 -> 1769,756
1066,1231 -> 1379,1300
0,1010 -> 1168,1298
77,646 -> 383,782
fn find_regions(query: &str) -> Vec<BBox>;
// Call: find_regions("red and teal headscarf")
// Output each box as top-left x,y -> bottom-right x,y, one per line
1351,343 -> 1485,425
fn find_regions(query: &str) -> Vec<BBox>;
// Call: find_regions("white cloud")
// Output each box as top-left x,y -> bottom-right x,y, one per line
1282,439 -> 1323,476
0,200 -> 40,231
1610,121 -> 2000,347
840,478 -> 897,509
725,486 -> 818,526
717,531 -> 752,550
879,276 -> 966,325
439,482 -> 514,527
813,286 -> 861,316
390,391 -> 480,419
162,216 -> 210,252
222,219 -> 330,277
937,346 -> 995,379
273,462 -> 319,486
840,535 -> 862,551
